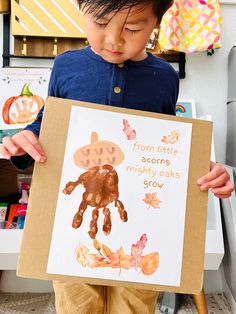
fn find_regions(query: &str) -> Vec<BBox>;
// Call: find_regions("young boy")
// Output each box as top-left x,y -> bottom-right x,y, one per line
0,0 -> 234,313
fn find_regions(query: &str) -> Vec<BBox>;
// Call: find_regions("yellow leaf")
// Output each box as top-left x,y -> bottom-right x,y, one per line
75,243 -> 91,267
93,239 -> 101,251
102,244 -> 112,258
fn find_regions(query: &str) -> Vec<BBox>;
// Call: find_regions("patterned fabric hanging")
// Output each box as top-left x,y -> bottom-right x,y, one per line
158,0 -> 222,53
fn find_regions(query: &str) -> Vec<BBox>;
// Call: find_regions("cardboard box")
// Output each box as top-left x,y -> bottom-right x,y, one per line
17,97 -> 212,294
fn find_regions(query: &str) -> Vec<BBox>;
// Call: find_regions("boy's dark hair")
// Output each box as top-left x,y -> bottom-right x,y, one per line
77,0 -> 173,24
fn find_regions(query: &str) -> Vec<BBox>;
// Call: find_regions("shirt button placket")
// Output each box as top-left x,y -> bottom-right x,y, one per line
109,63 -> 125,106
114,86 -> 121,94
117,63 -> 125,69
114,63 -> 124,94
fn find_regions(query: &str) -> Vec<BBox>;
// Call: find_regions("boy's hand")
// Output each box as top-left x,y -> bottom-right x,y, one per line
0,130 -> 46,163
197,161 -> 234,198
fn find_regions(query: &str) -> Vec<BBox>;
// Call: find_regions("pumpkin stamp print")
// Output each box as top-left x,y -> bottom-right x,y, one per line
63,131 -> 128,239
2,83 -> 44,124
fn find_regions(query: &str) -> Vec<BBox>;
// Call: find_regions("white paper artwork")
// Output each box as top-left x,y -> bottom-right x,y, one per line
47,106 -> 192,287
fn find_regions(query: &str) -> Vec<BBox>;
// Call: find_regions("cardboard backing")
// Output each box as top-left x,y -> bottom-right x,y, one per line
17,97 -> 212,294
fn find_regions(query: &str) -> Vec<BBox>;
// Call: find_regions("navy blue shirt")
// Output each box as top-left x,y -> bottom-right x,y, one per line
25,46 -> 179,137
12,46 -> 179,169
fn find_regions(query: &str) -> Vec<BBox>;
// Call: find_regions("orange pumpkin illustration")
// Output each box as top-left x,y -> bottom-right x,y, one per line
2,83 -> 44,124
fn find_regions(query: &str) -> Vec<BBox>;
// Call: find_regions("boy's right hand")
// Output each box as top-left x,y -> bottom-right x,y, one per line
0,130 -> 46,163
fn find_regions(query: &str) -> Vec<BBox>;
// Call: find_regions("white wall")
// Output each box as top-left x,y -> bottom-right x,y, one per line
0,3 -> 236,294
179,4 -> 236,163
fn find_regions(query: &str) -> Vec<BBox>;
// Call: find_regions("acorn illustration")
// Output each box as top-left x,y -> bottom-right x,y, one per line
73,131 -> 124,169
2,83 -> 44,124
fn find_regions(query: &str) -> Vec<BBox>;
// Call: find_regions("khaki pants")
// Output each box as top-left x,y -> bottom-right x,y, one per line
53,281 -> 159,314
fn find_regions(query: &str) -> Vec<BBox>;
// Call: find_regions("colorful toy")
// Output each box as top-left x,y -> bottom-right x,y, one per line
19,182 -> 29,204
17,204 -> 27,229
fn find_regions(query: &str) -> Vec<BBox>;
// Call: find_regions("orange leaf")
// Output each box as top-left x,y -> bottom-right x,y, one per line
109,247 -> 125,266
117,247 -> 124,257
143,193 -> 161,208
108,252 -> 120,266
119,255 -> 133,269
161,130 -> 180,144
108,250 -> 133,269
139,252 -> 159,275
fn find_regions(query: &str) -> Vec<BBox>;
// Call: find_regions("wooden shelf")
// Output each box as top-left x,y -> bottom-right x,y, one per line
2,14 -> 186,78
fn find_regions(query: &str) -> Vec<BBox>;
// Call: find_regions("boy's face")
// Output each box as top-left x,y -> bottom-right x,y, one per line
81,4 -> 157,63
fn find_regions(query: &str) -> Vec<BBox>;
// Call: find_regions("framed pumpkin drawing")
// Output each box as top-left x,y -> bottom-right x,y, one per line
18,97 -> 212,294
0,68 -> 51,131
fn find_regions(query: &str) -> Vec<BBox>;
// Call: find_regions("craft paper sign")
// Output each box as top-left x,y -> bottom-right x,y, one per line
17,97 -> 212,294
0,68 -> 51,130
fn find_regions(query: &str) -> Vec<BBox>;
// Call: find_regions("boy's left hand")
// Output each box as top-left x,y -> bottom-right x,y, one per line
197,162 -> 234,198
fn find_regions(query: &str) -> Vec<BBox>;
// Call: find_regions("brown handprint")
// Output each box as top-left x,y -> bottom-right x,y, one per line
63,132 -> 127,239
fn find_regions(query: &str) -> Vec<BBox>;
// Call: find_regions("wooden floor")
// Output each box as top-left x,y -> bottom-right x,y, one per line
0,292 -> 233,313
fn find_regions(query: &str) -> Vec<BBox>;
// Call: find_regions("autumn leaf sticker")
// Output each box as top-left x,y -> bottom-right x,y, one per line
75,234 -> 159,275
131,233 -> 147,270
122,119 -> 137,140
161,130 -> 180,144
143,193 -> 161,209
